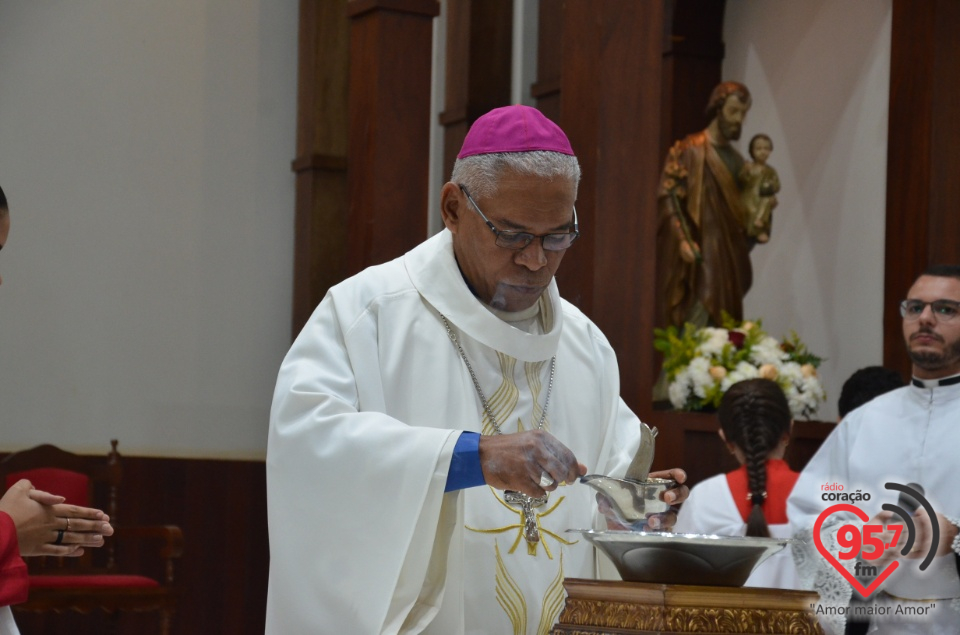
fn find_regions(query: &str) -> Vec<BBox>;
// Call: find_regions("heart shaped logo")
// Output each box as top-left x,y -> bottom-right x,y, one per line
813,503 -> 899,598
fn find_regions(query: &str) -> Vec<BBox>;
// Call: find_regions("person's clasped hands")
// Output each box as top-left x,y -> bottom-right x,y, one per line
0,478 -> 114,557
864,507 -> 959,571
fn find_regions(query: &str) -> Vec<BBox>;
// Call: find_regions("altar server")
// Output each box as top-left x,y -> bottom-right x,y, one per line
0,186 -> 115,635
674,378 -> 800,589
266,105 -> 688,634
789,265 -> 960,635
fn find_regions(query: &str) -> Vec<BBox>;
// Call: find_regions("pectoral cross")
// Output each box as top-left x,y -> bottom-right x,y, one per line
504,491 -> 548,544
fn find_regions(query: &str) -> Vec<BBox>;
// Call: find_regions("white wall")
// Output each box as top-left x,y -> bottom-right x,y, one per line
0,0 -> 298,458
0,0 -> 896,459
724,0 -> 892,421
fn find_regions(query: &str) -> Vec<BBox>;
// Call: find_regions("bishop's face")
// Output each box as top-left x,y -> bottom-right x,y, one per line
442,171 -> 578,312
902,275 -> 960,379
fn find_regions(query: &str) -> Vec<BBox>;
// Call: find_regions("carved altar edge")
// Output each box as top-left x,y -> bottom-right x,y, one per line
551,579 -> 823,635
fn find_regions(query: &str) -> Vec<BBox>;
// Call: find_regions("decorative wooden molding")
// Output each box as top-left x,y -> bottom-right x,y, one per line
559,598 -> 662,631
347,0 -> 440,19
530,78 -> 561,101
665,606 -> 821,633
290,153 -> 348,174
552,579 -> 823,634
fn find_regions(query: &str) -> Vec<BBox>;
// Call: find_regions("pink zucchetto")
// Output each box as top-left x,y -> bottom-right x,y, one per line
457,104 -> 574,159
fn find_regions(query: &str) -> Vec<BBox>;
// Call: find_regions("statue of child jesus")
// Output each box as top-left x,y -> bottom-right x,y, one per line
740,133 -> 780,244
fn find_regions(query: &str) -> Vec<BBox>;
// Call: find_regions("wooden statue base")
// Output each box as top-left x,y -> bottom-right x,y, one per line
551,578 -> 823,634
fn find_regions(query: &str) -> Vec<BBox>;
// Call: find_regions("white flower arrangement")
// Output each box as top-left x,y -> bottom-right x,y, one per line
654,315 -> 826,419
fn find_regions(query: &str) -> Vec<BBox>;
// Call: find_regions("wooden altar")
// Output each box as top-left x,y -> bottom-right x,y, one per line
551,578 -> 823,635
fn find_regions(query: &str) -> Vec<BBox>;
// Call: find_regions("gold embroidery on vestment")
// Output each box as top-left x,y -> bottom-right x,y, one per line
494,542 -> 526,635
525,360 -> 549,431
482,353 -> 519,436
465,352 -> 575,632
537,551 -> 566,635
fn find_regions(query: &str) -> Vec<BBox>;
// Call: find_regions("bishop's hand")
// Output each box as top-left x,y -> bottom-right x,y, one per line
479,430 -> 587,498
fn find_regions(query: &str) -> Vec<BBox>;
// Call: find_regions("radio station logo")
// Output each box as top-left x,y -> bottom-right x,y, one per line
814,482 -> 937,599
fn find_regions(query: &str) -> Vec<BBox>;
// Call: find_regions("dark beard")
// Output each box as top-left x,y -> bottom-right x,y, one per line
718,118 -> 742,141
907,335 -> 960,371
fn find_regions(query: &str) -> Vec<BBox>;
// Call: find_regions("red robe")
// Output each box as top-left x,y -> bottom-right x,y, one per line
725,458 -> 799,524
0,512 -> 28,606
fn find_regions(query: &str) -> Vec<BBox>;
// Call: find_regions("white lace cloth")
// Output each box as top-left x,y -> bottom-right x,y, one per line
793,519 -> 853,635
794,517 -> 960,635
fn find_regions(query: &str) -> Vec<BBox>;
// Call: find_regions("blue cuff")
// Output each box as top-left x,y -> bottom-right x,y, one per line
445,431 -> 485,492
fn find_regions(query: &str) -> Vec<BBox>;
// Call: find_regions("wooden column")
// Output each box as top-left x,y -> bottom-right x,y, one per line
660,0 -> 726,158
554,0 -> 666,421
291,0 -> 351,337
532,1 -> 562,122
439,0 -> 513,182
884,0 -> 960,375
346,0 -> 439,275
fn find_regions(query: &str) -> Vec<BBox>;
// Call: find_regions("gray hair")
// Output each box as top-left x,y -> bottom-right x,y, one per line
450,151 -> 581,200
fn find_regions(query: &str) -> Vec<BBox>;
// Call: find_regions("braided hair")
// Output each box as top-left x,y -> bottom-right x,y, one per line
717,378 -> 791,537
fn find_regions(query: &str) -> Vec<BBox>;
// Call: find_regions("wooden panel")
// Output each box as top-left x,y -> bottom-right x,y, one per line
883,0 -> 934,376
660,0 -> 726,158
346,0 -> 439,275
532,0 -> 562,121
291,0 -> 350,336
927,0 -> 960,266
440,0 -> 513,182
884,0 -> 960,375
11,455 -> 268,635
556,0 -> 665,420
650,411 -> 835,490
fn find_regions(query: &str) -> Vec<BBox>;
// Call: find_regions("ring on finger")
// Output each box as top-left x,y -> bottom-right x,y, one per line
65,518 -> 71,531
54,529 -> 65,546
539,471 -> 555,488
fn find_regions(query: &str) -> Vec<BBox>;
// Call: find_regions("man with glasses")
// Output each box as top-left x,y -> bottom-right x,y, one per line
266,105 -> 688,634
788,265 -> 960,634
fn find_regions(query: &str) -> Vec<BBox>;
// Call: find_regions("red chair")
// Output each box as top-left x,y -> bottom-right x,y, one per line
0,440 -> 183,634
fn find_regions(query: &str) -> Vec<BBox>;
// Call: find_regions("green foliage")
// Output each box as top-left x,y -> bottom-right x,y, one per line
653,315 -> 826,417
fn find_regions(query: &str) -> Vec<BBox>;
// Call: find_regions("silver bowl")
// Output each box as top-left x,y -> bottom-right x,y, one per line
571,529 -> 795,587
579,475 -> 675,524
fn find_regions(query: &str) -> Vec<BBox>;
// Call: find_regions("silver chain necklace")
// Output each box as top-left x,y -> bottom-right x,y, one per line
440,314 -> 556,545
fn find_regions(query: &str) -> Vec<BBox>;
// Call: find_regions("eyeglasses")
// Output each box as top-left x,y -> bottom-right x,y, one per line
459,185 -> 579,251
899,299 -> 960,322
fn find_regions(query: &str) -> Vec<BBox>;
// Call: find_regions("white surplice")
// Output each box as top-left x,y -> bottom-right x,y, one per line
0,607 -> 19,635
266,229 -> 641,634
673,473 -> 800,590
788,381 -> 960,635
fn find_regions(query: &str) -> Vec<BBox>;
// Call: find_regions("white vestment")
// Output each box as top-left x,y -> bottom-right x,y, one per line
788,381 -> 960,635
0,607 -> 19,635
266,230 -> 641,634
673,473 -> 800,590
